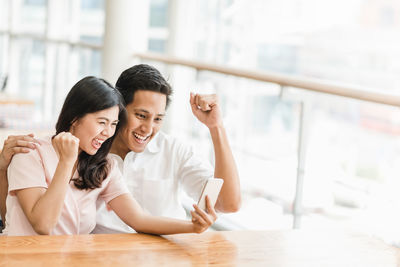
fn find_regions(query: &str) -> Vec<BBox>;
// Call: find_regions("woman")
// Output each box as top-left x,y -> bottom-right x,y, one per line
3,76 -> 216,236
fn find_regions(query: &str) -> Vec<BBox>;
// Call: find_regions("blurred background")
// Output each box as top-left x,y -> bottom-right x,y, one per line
1,0 -> 400,245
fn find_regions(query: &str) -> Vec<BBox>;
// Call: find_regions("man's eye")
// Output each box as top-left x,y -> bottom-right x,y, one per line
99,121 -> 106,125
155,117 -> 163,122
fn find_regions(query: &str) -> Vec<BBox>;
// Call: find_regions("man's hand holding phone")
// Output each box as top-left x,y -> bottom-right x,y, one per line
189,178 -> 224,233
190,196 -> 218,233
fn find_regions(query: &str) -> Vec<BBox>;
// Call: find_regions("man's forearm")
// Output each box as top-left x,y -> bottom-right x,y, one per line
0,170 -> 8,228
209,126 -> 241,213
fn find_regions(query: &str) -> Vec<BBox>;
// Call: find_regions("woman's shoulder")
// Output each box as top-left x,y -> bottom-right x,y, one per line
37,135 -> 53,146
10,136 -> 51,160
9,136 -> 56,171
97,155 -> 124,189
34,136 -> 54,153
7,137 -> 53,191
105,155 -> 121,173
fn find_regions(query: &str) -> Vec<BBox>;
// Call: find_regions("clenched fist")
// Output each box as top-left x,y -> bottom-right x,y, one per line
52,132 -> 80,163
190,93 -> 223,129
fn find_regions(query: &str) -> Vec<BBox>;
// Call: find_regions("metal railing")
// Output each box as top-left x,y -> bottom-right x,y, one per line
135,52 -> 400,107
0,31 -> 102,50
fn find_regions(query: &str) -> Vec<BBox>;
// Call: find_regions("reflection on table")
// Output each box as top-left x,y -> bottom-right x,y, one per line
1,230 -> 400,266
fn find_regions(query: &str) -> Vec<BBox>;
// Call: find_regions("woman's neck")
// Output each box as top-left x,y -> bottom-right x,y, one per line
110,133 -> 130,160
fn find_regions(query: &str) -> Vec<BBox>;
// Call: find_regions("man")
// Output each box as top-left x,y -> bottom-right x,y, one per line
0,64 -> 241,233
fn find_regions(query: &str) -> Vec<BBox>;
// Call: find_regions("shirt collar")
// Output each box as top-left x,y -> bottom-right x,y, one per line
146,132 -> 161,153
118,132 -> 162,160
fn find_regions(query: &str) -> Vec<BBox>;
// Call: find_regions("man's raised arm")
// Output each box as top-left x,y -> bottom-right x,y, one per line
190,93 -> 241,213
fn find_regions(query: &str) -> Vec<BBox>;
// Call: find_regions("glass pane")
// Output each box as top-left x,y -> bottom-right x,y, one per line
191,0 -> 400,91
19,0 -> 47,33
0,0 -> 10,30
148,0 -> 169,54
148,38 -> 167,53
1,38 -> 45,129
0,36 -> 8,87
77,47 -> 101,77
17,38 -> 45,101
79,0 -> 105,45
150,0 -> 169,27
81,0 -> 104,10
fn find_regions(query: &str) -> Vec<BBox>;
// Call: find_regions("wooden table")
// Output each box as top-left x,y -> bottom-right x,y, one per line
1,230 -> 399,266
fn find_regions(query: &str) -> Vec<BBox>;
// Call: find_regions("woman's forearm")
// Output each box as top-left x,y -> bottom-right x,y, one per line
133,214 -> 194,235
109,194 -> 194,235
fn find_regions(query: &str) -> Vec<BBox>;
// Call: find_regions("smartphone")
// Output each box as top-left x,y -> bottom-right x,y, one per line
197,178 -> 224,211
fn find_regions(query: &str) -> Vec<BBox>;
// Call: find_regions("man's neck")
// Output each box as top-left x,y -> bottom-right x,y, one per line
110,134 -> 131,160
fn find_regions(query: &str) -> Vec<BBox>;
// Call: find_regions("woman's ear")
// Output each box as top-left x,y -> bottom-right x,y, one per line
70,118 -> 78,134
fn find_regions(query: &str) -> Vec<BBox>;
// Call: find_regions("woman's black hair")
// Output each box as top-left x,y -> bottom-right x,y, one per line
55,76 -> 126,190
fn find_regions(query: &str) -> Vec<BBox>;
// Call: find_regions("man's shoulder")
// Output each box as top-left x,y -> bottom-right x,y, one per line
155,131 -> 174,142
155,131 -> 191,152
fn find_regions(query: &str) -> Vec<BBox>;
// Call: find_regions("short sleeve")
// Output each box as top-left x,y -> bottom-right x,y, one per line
177,142 -> 214,201
100,158 -> 130,203
7,150 -> 47,196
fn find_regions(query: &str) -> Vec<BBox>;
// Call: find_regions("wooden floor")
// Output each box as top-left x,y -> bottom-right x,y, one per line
1,230 -> 400,266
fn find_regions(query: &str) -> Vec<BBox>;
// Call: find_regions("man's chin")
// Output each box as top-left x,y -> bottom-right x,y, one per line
129,144 -> 146,153
129,136 -> 152,153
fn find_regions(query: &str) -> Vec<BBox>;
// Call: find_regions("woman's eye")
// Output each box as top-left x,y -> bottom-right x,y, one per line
155,117 -> 163,122
136,113 -> 146,119
99,121 -> 106,125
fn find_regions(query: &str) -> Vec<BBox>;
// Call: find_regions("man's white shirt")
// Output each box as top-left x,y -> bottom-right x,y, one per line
93,131 -> 213,234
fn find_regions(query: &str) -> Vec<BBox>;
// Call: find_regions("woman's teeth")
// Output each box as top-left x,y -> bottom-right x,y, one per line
92,138 -> 104,149
95,138 -> 104,145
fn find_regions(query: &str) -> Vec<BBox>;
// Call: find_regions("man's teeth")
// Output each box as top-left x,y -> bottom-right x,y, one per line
134,133 -> 149,141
